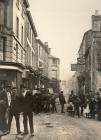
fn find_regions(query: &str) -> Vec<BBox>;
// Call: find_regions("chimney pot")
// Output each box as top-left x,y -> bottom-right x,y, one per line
95,10 -> 99,16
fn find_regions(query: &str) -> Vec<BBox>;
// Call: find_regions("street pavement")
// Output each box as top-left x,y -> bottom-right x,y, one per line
2,105 -> 101,140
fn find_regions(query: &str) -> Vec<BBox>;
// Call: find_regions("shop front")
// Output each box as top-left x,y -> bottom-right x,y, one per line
0,62 -> 24,90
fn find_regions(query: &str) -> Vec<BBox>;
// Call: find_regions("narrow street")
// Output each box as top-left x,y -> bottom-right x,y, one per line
2,111 -> 101,140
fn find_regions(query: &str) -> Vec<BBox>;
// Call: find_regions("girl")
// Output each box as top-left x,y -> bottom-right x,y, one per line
84,99 -> 90,118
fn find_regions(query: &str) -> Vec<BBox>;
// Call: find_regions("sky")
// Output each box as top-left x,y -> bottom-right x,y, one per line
28,0 -> 101,80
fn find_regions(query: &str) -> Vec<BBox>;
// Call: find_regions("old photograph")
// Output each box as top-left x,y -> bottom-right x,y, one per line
0,0 -> 101,140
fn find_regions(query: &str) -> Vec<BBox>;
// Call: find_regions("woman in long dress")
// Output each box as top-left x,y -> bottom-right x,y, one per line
0,86 -> 9,139
84,99 -> 90,118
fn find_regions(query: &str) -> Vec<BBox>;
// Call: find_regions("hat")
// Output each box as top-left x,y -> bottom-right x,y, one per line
96,92 -> 100,95
20,84 -> 26,89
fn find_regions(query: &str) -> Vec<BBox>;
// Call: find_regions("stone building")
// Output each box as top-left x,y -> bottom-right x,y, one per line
48,53 -> 60,93
22,10 -> 38,89
35,39 -> 50,88
74,11 -> 101,97
0,0 -> 29,89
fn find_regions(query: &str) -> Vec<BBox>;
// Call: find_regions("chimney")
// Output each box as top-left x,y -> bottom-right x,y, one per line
48,48 -> 51,54
95,10 -> 99,16
44,42 -> 48,48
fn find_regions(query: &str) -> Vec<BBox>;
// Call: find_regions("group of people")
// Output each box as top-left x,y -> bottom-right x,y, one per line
0,84 -> 67,139
0,84 -> 34,140
1,83 -> 101,139
67,90 -> 101,120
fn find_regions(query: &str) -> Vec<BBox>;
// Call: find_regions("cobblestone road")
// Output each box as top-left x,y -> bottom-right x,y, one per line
2,112 -> 101,140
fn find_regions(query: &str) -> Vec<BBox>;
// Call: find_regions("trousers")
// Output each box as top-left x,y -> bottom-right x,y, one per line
23,112 -> 34,133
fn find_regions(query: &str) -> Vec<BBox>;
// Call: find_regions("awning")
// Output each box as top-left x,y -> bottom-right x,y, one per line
0,65 -> 23,72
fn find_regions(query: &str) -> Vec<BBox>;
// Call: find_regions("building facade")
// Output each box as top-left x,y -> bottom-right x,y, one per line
0,0 -> 29,89
22,10 -> 38,89
72,12 -> 101,97
0,0 -> 60,91
48,54 -> 60,93
36,39 -> 49,88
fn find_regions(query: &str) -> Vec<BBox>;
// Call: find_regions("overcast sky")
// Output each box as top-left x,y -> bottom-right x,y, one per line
28,0 -> 101,80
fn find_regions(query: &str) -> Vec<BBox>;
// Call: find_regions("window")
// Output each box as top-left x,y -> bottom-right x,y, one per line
52,58 -> 57,65
32,34 -> 35,50
0,2 -> 4,25
30,27 -> 31,42
16,44 -> 18,62
21,49 -> 23,63
27,44 -> 31,65
27,22 -> 29,39
21,26 -> 23,44
32,52 -> 35,67
21,7 -> 24,18
39,45 -> 41,57
16,17 -> 19,38
51,70 -> 57,79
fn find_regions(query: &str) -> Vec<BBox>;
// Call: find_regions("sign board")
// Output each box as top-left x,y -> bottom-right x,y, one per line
71,64 -> 85,71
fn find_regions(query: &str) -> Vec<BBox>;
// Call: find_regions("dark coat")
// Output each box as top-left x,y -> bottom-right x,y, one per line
68,94 -> 76,103
0,90 -> 8,114
97,97 -> 101,110
10,94 -> 21,114
89,100 -> 96,110
59,93 -> 66,105
20,91 -> 34,113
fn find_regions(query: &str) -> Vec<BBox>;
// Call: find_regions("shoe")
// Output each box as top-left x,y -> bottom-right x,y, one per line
17,131 -> 23,135
30,132 -> 34,136
22,132 -> 28,135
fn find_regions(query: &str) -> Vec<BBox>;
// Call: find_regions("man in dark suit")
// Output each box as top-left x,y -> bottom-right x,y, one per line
59,91 -> 66,113
20,85 -> 34,136
8,87 -> 21,134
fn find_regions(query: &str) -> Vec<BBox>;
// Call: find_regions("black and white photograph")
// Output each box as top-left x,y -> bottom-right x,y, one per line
1,0 -> 101,140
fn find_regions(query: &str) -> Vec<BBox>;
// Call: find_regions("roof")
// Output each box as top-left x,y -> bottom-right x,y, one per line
49,55 -> 60,60
36,39 -> 49,54
78,29 -> 92,54
26,10 -> 38,37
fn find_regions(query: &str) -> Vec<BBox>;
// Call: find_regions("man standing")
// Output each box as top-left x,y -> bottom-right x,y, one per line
59,91 -> 66,113
8,87 -> 21,134
20,85 -> 34,136
96,92 -> 101,121
68,90 -> 76,103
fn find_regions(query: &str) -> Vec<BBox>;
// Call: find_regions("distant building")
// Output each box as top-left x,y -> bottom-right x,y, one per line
48,52 -> 60,93
36,39 -> 49,88
72,11 -> 101,97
